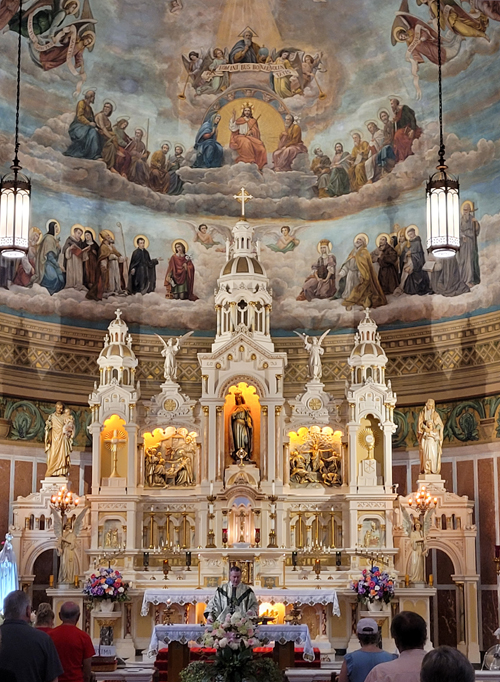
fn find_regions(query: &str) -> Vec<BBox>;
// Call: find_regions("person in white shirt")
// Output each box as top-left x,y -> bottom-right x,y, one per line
364,611 -> 427,682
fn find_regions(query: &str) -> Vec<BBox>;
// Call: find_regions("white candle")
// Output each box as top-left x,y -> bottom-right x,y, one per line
210,481 -> 214,496
272,480 -> 275,496
209,503 -> 214,514
151,506 -> 154,512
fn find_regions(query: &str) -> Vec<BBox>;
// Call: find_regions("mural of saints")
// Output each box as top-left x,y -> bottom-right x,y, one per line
165,240 -> 198,301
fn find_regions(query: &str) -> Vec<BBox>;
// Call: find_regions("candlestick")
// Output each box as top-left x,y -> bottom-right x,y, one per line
405,573 -> 410,587
282,554 -> 287,589
428,573 -> 434,587
49,574 -> 54,587
272,480 -> 276,496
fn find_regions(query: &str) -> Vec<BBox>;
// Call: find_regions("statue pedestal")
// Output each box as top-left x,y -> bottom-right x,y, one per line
101,477 -> 127,493
40,477 -> 69,494
358,458 -> 382,489
224,463 -> 260,487
417,474 -> 445,491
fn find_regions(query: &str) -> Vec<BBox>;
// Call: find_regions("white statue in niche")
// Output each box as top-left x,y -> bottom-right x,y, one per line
293,329 -> 330,380
45,401 -> 75,477
53,506 -> 87,585
417,398 -> 444,475
155,331 -> 194,382
401,502 -> 434,585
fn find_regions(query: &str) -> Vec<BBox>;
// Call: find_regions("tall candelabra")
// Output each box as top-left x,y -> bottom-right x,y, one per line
206,495 -> 216,548
50,485 -> 79,524
268,494 -> 278,548
408,486 -> 438,520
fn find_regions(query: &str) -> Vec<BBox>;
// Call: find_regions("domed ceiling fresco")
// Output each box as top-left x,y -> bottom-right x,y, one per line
0,0 -> 499,334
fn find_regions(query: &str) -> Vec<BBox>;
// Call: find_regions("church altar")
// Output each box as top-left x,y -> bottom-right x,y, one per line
149,623 -> 315,660
141,587 -> 340,616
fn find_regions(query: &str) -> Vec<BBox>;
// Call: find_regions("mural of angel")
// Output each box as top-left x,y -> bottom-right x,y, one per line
417,398 -> 444,474
401,504 -> 435,584
293,329 -> 330,381
178,219 -> 232,250
155,331 -> 194,382
0,533 -> 18,607
196,48 -> 230,96
263,225 -> 300,253
45,401 -> 75,477
181,50 -> 204,89
53,506 -> 87,584
392,0 -> 462,99
417,0 -> 490,40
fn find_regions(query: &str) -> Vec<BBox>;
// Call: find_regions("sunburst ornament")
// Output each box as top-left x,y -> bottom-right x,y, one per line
358,427 -> 377,459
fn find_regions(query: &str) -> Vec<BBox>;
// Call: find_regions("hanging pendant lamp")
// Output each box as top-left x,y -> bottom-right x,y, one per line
426,0 -> 460,259
0,0 -> 31,260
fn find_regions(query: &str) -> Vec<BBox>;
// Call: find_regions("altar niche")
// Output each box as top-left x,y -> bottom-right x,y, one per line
288,426 -> 342,488
143,427 -> 198,488
100,414 -> 128,479
356,414 -> 384,486
224,382 -> 261,468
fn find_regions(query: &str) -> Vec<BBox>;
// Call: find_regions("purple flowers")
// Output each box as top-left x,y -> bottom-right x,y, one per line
351,566 -> 395,604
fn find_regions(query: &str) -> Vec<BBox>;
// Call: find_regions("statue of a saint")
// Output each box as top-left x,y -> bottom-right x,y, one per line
401,502 -> 434,585
293,329 -> 330,381
155,331 -> 194,382
53,506 -> 86,585
230,390 -> 253,462
417,398 -> 444,474
45,402 -> 75,478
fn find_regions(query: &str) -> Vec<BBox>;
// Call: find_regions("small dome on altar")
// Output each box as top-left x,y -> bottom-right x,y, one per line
221,256 -> 265,277
351,342 -> 384,357
100,343 -> 134,359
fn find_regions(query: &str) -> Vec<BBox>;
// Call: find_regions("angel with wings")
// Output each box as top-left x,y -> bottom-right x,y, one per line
293,329 -> 330,381
156,331 -> 194,382
177,219 -> 232,252
401,504 -> 435,584
53,506 -> 87,584
254,222 -> 311,254
195,47 -> 229,96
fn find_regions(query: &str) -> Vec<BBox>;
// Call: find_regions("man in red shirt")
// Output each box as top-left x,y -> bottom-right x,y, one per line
49,602 -> 95,682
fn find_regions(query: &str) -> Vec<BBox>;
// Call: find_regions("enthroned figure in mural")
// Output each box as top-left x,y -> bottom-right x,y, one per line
229,104 -> 267,170
272,114 -> 308,172
193,114 -> 224,168
64,89 -> 102,160
230,390 -> 253,463
229,28 -> 266,64
297,239 -> 336,301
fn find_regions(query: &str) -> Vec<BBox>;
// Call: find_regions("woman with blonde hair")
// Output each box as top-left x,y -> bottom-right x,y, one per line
34,602 -> 55,633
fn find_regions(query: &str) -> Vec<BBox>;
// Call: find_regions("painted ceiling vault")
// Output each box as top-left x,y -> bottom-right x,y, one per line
0,0 -> 499,334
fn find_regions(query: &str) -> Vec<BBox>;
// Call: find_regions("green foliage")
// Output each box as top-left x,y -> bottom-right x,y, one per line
179,649 -> 283,682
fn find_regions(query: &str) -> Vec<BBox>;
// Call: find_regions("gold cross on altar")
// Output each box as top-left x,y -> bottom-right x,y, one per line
233,187 -> 253,217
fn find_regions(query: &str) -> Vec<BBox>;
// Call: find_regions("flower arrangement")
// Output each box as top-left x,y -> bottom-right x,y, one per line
202,612 -> 261,651
83,567 -> 129,602
180,612 -> 282,682
351,566 -> 395,604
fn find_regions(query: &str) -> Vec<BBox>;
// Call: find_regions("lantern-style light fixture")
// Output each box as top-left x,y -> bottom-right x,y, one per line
426,0 -> 460,259
0,0 -> 31,259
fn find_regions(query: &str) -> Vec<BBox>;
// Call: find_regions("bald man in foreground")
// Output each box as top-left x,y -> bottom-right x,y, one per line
49,602 -> 95,682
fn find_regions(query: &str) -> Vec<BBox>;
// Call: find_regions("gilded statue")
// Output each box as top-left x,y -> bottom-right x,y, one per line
145,438 -> 195,487
230,390 -> 253,462
293,329 -> 330,381
417,398 -> 444,475
155,331 -> 194,382
45,401 -> 75,478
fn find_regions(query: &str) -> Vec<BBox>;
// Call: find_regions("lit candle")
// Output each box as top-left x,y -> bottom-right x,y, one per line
272,480 -> 275,496
428,574 -> 434,587
74,575 -> 79,588
49,575 -> 54,587
151,506 -> 154,513
404,574 -> 410,587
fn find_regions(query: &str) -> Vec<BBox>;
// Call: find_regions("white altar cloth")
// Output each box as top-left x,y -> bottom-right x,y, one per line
148,623 -> 315,660
141,587 -> 340,616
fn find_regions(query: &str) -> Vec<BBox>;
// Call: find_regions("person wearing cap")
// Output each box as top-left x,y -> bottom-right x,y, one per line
339,618 -> 397,682
364,611 -> 427,682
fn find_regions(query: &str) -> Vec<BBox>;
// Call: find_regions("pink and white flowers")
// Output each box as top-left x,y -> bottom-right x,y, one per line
203,612 -> 262,651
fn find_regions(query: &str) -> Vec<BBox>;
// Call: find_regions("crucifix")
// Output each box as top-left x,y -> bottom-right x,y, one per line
104,429 -> 127,478
233,187 -> 253,217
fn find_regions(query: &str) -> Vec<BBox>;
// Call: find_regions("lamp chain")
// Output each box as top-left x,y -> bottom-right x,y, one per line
437,0 -> 445,168
14,0 -> 23,168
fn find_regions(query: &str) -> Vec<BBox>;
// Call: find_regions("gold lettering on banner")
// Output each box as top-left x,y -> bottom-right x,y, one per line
213,63 -> 298,78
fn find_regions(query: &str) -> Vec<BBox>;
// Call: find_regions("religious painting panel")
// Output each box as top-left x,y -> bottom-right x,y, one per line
358,515 -> 385,550
289,426 -> 342,488
143,426 -> 198,488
